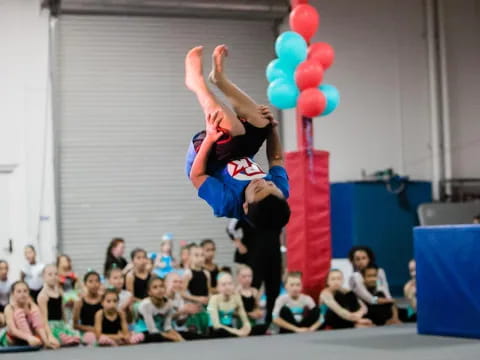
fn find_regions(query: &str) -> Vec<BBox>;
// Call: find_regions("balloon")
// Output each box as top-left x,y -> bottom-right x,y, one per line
289,4 -> 320,43
319,84 -> 340,116
308,42 -> 335,69
298,88 -> 326,117
267,78 -> 299,110
275,31 -> 308,68
265,58 -> 295,83
295,60 -> 324,91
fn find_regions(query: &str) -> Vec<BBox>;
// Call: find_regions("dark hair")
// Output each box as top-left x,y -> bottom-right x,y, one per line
147,276 -> 164,291
361,264 -> 379,277
130,248 -> 147,260
106,238 -> 125,258
247,195 -> 291,230
10,280 -> 29,294
24,245 -> 36,253
474,214 -> 480,221
219,266 -> 232,275
102,288 -> 119,302
56,254 -> 72,271
200,239 -> 215,248
348,246 -> 376,270
0,259 -> 8,267
83,269 -> 100,283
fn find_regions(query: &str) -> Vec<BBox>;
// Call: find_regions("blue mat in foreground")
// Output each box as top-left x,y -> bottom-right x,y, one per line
414,225 -> 480,339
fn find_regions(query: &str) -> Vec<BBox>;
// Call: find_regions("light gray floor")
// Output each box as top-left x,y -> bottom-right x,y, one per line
3,324 -> 480,360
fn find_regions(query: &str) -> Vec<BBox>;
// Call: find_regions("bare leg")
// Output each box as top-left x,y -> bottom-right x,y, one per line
185,46 -> 245,136
209,45 -> 269,128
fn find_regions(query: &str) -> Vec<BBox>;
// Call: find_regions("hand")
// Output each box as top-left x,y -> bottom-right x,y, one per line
198,296 -> 209,305
237,243 -> 248,255
46,337 -> 60,349
350,312 -> 363,322
205,110 -> 224,141
294,327 -> 310,333
238,327 -> 250,337
27,336 -> 42,347
258,105 -> 278,127
250,309 -> 264,320
122,333 -> 131,343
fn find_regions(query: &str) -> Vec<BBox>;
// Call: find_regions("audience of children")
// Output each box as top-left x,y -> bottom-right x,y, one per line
0,239 -> 416,351
20,245 -> 45,302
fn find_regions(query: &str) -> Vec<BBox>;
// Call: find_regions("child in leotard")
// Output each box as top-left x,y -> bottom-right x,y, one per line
134,277 -> 184,343
94,288 -> 144,346
273,272 -> 321,334
20,245 -> 45,302
320,269 -> 373,329
185,45 -> 290,229
126,248 -> 151,302
72,270 -> 102,345
0,281 -> 57,348
182,244 -> 210,335
153,236 -> 175,279
208,272 -> 250,338
236,265 -> 268,335
108,267 -> 133,318
201,239 -> 220,291
37,265 -> 81,346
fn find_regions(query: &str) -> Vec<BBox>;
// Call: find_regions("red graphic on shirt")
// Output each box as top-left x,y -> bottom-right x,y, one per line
228,158 -> 266,178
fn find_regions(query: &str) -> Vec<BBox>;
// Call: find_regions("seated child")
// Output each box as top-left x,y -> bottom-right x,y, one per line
94,288 -> 144,346
185,45 -> 290,229
0,260 -> 13,316
403,259 -> 417,322
165,272 -> 202,340
134,277 -> 184,343
201,239 -> 220,291
362,265 -> 401,326
72,270 -> 103,345
273,272 -> 321,334
182,245 -> 210,335
208,272 -> 250,338
37,265 -> 81,347
108,267 -> 133,320
126,248 -> 151,302
20,245 -> 45,302
320,269 -> 373,329
153,234 -> 175,279
0,281 -> 56,348
236,265 -> 268,335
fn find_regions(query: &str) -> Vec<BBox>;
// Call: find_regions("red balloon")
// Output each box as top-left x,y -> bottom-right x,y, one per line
295,60 -> 324,91
289,4 -> 320,43
308,42 -> 335,69
298,88 -> 326,118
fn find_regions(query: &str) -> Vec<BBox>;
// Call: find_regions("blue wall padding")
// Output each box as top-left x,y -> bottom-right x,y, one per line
415,225 -> 480,339
330,181 -> 432,296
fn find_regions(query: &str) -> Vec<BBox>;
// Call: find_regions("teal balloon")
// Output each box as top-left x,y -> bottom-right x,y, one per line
267,78 -> 299,109
275,31 -> 308,68
266,58 -> 295,83
319,84 -> 340,116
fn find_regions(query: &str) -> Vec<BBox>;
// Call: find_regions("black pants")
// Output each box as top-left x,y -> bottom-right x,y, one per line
209,328 -> 237,339
278,306 -> 320,334
247,229 -> 282,325
250,324 -> 269,336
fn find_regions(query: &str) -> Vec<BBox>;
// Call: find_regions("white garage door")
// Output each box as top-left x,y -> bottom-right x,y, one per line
54,15 -> 275,273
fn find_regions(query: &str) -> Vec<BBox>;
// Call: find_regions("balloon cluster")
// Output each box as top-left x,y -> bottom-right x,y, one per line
266,4 -> 340,117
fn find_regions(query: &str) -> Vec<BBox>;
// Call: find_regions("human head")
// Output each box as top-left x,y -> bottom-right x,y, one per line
179,244 -> 192,268
326,269 -> 344,291
148,277 -> 165,300
107,267 -> 124,291
83,270 -> 101,295
107,237 -> 125,258
200,239 -> 216,263
102,288 -> 119,312
362,265 -> 379,288
24,245 -> 36,264
408,259 -> 416,279
285,271 -> 303,298
160,239 -> 172,256
131,248 -> 148,271
245,192 -> 291,230
217,272 -> 234,297
349,246 -> 376,271
237,265 -> 253,288
10,281 -> 30,306
165,272 -> 183,293
56,254 -> 72,272
189,245 -> 205,268
43,264 -> 58,287
0,260 -> 8,280
473,214 -> 480,224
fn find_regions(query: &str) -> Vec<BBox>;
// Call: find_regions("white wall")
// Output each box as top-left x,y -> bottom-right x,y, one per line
0,0 -> 56,278
282,0 -> 433,182
443,0 -> 480,178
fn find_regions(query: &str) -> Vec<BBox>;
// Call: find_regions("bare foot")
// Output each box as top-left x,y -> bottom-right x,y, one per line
209,44 -> 228,84
185,46 -> 206,91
